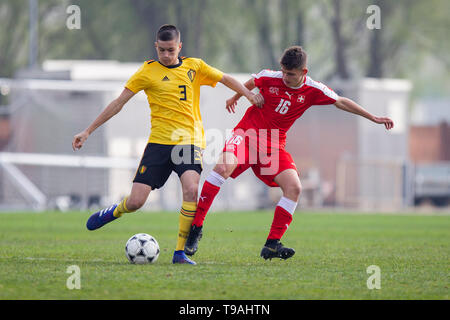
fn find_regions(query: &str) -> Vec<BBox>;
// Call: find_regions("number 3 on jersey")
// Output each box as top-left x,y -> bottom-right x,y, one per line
275,98 -> 290,114
179,85 -> 187,101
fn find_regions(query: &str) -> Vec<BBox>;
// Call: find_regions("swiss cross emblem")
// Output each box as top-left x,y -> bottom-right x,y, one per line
269,87 -> 279,95
297,95 -> 305,103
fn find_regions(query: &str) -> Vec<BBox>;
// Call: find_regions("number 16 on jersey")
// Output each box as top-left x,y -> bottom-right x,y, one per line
275,99 -> 290,115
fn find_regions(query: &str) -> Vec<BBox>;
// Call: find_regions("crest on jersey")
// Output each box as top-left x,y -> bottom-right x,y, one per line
139,165 -> 147,174
187,69 -> 196,82
297,95 -> 305,103
269,87 -> 279,95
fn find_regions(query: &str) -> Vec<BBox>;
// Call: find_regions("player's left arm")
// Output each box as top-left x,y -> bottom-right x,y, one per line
220,74 -> 264,110
224,78 -> 257,113
334,96 -> 394,130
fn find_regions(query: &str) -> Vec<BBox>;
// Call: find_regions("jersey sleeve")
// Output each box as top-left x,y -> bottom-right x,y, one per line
251,69 -> 276,89
310,80 -> 339,105
125,62 -> 151,93
197,59 -> 224,87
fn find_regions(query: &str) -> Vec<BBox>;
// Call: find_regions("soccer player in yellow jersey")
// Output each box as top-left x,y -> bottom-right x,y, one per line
72,25 -> 263,265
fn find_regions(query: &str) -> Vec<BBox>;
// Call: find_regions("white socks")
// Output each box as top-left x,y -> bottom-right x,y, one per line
206,170 -> 226,187
277,196 -> 298,215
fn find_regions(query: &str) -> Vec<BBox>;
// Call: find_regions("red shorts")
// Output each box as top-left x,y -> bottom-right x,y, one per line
223,130 -> 298,187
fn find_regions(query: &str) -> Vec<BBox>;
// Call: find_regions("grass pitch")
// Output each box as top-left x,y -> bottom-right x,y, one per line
0,210 -> 448,299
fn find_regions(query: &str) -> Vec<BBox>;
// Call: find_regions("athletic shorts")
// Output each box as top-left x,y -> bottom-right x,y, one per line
133,143 -> 203,189
223,131 -> 298,187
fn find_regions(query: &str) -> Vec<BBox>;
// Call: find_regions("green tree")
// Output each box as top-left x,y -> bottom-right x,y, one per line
0,1 -> 29,77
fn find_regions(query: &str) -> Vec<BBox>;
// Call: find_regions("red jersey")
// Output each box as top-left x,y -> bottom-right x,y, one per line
234,70 -> 339,149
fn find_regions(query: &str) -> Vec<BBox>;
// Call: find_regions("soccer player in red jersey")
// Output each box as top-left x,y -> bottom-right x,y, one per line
185,46 -> 394,260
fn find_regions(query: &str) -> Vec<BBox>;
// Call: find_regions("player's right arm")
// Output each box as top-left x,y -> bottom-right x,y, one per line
225,78 -> 259,113
72,88 -> 135,151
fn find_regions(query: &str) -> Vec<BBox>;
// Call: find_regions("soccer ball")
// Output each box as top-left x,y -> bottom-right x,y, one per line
125,233 -> 160,264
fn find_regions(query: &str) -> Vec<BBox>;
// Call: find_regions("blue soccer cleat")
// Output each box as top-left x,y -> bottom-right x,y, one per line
172,250 -> 197,265
86,204 -> 118,231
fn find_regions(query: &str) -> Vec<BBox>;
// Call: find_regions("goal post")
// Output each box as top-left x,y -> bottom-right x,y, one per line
0,152 -> 138,211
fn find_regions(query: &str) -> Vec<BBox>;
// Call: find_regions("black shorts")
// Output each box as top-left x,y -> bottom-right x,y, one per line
133,143 -> 203,189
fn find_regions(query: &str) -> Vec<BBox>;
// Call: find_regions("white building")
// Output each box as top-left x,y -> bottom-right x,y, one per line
0,60 -> 412,211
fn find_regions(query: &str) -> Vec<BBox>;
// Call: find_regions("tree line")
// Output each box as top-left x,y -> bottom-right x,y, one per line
0,0 -> 449,96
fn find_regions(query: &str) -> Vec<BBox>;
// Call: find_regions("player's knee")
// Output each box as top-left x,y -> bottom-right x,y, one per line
213,164 -> 226,177
213,163 -> 233,179
182,184 -> 198,202
284,182 -> 302,201
126,196 -> 146,211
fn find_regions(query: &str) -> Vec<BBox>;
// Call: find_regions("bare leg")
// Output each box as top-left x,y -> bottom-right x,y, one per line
125,182 -> 152,211
273,169 -> 302,202
213,151 -> 239,179
179,170 -> 200,202
86,182 -> 151,230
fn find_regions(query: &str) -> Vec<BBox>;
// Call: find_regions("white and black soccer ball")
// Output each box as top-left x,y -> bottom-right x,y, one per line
125,233 -> 160,264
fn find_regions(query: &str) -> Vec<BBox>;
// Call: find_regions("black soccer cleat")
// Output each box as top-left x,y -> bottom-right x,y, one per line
184,225 -> 203,256
260,240 -> 295,261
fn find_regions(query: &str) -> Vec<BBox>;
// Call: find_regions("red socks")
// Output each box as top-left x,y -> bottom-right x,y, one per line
267,206 -> 293,240
192,181 -> 221,227
267,196 -> 297,240
192,169 -> 298,245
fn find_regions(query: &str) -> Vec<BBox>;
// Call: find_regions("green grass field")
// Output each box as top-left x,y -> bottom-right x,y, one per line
0,210 -> 448,300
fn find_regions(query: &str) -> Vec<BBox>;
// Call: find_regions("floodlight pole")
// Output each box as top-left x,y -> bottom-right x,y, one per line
28,0 -> 39,69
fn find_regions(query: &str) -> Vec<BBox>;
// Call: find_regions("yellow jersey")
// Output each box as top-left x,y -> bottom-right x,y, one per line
125,57 -> 224,149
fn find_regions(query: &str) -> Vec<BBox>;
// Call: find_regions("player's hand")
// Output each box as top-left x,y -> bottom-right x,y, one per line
373,116 -> 394,130
226,96 -> 239,113
72,130 -> 89,151
248,93 -> 264,108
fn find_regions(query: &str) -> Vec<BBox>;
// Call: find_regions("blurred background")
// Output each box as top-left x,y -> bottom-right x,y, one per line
0,0 -> 449,212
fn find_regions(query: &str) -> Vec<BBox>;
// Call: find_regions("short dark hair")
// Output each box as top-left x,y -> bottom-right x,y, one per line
156,24 -> 180,41
280,46 -> 307,70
